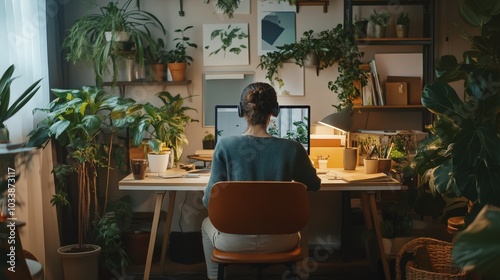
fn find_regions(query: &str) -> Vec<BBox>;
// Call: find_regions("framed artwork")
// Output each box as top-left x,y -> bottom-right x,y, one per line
258,0 -> 296,55
203,23 -> 250,66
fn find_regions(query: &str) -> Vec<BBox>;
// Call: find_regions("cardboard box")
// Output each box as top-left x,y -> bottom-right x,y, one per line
385,82 -> 408,105
387,76 -> 422,105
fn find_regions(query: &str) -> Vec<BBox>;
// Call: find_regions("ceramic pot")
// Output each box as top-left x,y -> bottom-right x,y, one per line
148,152 -> 170,173
303,51 -> 319,68
396,24 -> 409,38
151,64 -> 165,82
364,158 -> 379,174
373,25 -> 386,38
343,148 -> 358,170
58,244 -> 101,280
168,62 -> 187,81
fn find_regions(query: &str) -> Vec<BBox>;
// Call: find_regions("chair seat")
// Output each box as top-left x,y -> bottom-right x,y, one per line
211,245 -> 302,264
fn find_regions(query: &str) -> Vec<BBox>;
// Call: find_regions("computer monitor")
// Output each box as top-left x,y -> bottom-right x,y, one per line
214,105 -> 311,154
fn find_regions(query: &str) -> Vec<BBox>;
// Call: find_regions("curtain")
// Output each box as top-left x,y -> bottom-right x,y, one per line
0,1 -> 62,279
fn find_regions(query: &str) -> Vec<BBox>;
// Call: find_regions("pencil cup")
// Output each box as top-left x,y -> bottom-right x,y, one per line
318,159 -> 328,170
364,158 -> 378,174
131,159 -> 148,180
343,148 -> 358,170
378,158 -> 392,175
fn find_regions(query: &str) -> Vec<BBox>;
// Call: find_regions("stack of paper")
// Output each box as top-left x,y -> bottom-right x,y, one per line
341,172 -> 391,182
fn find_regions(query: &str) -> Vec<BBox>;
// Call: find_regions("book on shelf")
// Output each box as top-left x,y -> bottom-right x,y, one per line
369,60 -> 384,106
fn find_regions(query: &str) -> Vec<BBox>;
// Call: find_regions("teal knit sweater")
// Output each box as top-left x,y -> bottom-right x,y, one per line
202,135 -> 321,207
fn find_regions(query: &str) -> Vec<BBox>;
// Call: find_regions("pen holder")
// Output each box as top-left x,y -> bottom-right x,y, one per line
318,159 -> 328,170
343,148 -> 358,170
377,158 -> 392,175
364,158 -> 378,174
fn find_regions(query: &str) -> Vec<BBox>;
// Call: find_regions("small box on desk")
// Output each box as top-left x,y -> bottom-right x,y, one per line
385,82 -> 408,106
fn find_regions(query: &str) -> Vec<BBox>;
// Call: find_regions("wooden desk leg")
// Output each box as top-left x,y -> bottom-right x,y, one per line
160,191 -> 177,275
367,192 -> 391,280
144,192 -> 166,280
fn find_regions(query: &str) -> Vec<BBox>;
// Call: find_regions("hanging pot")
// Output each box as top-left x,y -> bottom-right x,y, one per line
303,51 -> 319,68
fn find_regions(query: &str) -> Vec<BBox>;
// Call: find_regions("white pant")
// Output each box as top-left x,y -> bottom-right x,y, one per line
201,217 -> 300,279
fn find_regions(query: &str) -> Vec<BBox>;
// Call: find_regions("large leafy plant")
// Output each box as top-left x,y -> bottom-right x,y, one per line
130,91 -> 198,164
63,0 -> 165,85
165,26 -> 198,64
28,86 -> 138,250
258,25 -> 366,110
0,64 -> 41,142
412,0 -> 500,221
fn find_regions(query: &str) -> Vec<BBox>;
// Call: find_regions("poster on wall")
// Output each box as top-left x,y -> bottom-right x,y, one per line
257,1 -> 296,55
203,23 -> 250,66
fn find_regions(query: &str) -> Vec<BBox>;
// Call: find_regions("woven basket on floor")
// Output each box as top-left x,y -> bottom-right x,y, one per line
395,237 -> 467,280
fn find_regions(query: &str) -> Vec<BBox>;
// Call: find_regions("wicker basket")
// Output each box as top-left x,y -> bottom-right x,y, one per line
395,237 -> 467,280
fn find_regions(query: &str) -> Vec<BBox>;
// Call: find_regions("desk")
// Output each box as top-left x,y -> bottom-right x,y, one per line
119,168 -> 401,280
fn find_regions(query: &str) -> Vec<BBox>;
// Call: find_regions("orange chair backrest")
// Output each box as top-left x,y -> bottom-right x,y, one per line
208,181 -> 309,235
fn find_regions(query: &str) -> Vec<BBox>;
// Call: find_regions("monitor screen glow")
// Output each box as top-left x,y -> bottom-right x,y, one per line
214,105 -> 311,154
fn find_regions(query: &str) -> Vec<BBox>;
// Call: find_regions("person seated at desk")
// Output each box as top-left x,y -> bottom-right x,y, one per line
201,82 -> 321,280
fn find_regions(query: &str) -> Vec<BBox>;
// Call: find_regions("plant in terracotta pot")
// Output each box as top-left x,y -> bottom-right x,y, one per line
396,12 -> 410,38
130,91 -> 198,167
0,64 -> 41,143
144,38 -> 169,82
368,9 -> 392,38
166,26 -> 198,81
62,0 -> 166,85
27,86 -> 137,280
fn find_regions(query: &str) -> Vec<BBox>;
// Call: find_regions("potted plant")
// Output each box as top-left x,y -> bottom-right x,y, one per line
62,0 -> 166,85
412,1 -> 500,276
396,12 -> 410,38
258,25 -> 366,110
354,17 -> 369,39
166,26 -> 198,81
368,9 -> 392,38
0,65 -> 41,143
144,38 -> 169,82
130,91 -> 198,167
202,131 -> 215,149
27,86 -> 137,280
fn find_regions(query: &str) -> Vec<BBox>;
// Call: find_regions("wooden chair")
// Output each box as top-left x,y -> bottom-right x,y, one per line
208,181 -> 310,280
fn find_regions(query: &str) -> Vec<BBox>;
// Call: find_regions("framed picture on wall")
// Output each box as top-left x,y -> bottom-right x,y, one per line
257,1 -> 296,55
203,23 -> 250,66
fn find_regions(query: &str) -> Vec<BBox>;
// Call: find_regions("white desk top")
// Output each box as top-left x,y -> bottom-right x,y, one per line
118,168 -> 401,192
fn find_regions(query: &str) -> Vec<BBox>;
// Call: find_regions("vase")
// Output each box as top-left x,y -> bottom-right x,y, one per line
58,244 -> 101,280
168,62 -> 187,81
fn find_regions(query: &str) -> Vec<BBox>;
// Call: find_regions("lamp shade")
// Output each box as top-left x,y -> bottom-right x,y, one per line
319,107 -> 353,132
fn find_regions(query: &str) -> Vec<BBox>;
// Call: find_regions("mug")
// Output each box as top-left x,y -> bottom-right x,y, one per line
343,148 -> 358,170
131,159 -> 148,180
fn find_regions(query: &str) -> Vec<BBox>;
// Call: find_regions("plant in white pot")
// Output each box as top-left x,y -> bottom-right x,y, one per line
27,86 -> 137,280
130,91 -> 198,168
146,138 -> 171,173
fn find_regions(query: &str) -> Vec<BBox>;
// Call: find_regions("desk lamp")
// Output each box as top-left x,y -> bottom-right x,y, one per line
318,106 -> 352,134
